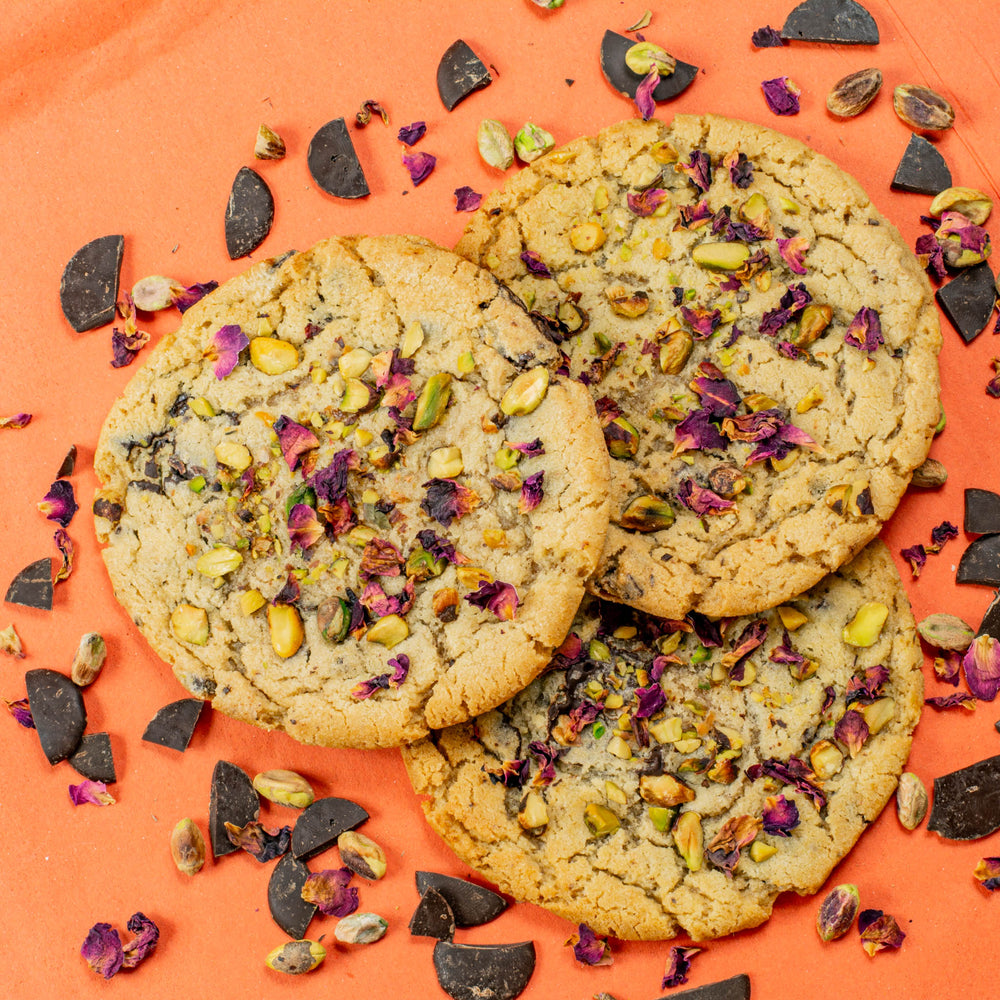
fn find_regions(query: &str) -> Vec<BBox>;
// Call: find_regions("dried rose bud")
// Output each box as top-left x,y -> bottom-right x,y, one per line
817,883 -> 860,941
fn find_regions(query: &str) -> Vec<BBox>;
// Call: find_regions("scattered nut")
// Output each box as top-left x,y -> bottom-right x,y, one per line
618,494 -> 674,532
826,68 -> 882,118
909,457 -> 947,489
427,446 -> 464,479
170,817 -> 207,876
658,329 -> 694,375
365,613 -> 408,648
816,883 -> 860,941
334,912 -> 388,945
896,772 -> 929,830
639,773 -> 695,807
917,612 -> 975,651
583,802 -> 620,837
254,123 -> 286,160
929,186 -> 993,226
71,633 -> 107,687
893,84 -> 955,132
265,939 -> 326,975
518,790 -> 549,830
569,222 -> 606,253
253,769 -> 315,809
338,830 -> 387,880
196,546 -> 243,579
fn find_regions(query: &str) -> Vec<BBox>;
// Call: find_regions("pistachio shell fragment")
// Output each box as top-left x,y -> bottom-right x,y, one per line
909,457 -> 947,489
253,769 -> 315,809
893,84 -> 955,132
254,123 -> 286,160
265,939 -> 326,975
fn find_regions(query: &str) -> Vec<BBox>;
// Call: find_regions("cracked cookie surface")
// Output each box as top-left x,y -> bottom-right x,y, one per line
403,541 -> 922,941
456,115 -> 941,618
94,235 -> 610,748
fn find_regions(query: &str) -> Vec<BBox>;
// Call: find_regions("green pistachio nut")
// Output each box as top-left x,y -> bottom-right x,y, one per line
514,122 -> 555,163
658,329 -> 694,375
252,769 -> 315,809
265,940 -> 326,975
196,546 -> 243,578
584,802 -> 620,837
501,367 -> 549,416
618,495 -> 674,532
842,602 -> 889,647
317,596 -> 350,642
413,373 -> 453,430
793,303 -> 833,346
672,811 -> 704,871
604,416 -> 640,459
478,119 -> 514,170
816,884 -> 860,941
334,912 -> 388,945
625,40 -> 677,77
691,241 -> 752,272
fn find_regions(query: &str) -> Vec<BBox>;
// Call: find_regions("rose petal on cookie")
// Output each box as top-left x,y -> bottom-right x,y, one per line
762,794 -> 799,836
274,416 -> 320,472
844,306 -> 884,354
677,150 -> 713,193
210,324 -> 249,378
465,580 -> 519,621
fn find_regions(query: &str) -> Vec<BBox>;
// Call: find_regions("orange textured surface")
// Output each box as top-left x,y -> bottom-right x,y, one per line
2,1 -> 1000,997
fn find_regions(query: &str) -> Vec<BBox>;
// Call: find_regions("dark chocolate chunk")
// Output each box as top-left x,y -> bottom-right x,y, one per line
957,535 -> 1000,586
290,796 -> 369,860
432,941 -> 536,1000
600,30 -> 699,102
59,234 -> 124,332
928,753 -> 1000,839
24,668 -> 86,765
409,886 -> 456,941
415,871 -> 507,927
225,166 -> 274,260
780,0 -> 879,44
437,40 -> 492,111
5,558 -> 53,611
935,261 -> 997,343
208,760 -> 260,858
977,591 -> 1000,640
306,118 -> 370,199
965,488 -> 1000,535
656,973 -> 752,1000
56,445 -> 77,479
69,732 -> 116,784
141,698 -> 204,751
268,853 -> 316,938
891,134 -> 952,195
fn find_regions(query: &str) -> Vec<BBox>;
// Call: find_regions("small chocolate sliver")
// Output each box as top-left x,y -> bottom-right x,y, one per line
780,0 -> 879,44
5,558 -> 53,611
964,488 -> 1000,535
208,760 -> 260,858
70,732 -> 116,784
977,591 -> 1000,641
25,668 -> 87,765
56,445 -> 77,479
599,30 -> 699,102
957,535 -> 1000,586
891,134 -> 952,195
432,940 -> 536,1000
290,796 -> 369,860
935,260 -> 997,344
141,698 -> 204,751
656,973 -> 752,1000
307,118 -> 370,199
415,871 -> 507,927
409,886 -> 456,941
268,852 -> 317,939
928,753 -> 1000,840
437,40 -> 492,111
59,234 -> 124,332
225,166 -> 274,260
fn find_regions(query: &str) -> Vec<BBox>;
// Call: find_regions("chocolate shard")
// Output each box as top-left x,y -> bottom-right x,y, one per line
437,40 -> 492,111
780,0 -> 879,44
432,941 -> 536,1000
290,796 -> 369,860
69,732 -> 116,784
965,488 -> 1000,535
5,558 -> 53,611
225,166 -> 274,260
891,134 -> 952,195
957,535 -> 1000,586
935,260 -> 997,344
56,445 -> 77,479
25,668 -> 87,765
59,234 -> 124,332
141,698 -> 205,751
307,118 -> 370,199
977,591 -> 1000,640
600,30 -> 699,102
208,760 -> 260,858
928,753 -> 1000,839
415,871 -> 507,927
655,973 -> 752,1000
409,886 -> 456,941
268,852 -> 317,939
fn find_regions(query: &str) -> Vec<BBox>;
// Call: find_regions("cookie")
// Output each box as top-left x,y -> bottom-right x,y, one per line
93,235 -> 610,748
456,115 -> 941,619
403,541 -> 923,941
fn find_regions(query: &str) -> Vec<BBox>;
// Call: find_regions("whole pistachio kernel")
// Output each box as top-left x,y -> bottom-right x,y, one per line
816,884 -> 860,941
170,604 -> 209,645
478,119 -> 515,170
893,84 -> 955,132
584,802 -> 620,837
691,242 -> 752,272
427,446 -> 464,479
625,40 -> 677,77
196,546 -> 243,578
250,336 -> 299,375
909,458 -> 948,489
338,347 -> 373,378
557,300 -> 588,332
826,67 -> 882,118
71,632 -> 107,687
793,303 -> 833,346
658,329 -> 694,375
519,790 -> 549,830
334,912 -> 388,945
268,603 -> 304,659
501,367 -> 549,416
917,612 -> 975,651
604,415 -> 640,459
365,613 -> 409,648
605,285 -> 649,318
253,769 -> 315,809
317,596 -> 350,642
672,811 -> 704,871
896,772 -> 929,830
639,773 -> 695,807
413,373 -> 453,430
842,602 -> 889,647
513,122 -> 555,163
265,940 -> 326,975
929,186 -> 992,226
170,817 -> 207,876
338,830 -> 387,879
618,495 -> 674,532
400,320 -> 425,358
569,222 -> 607,253
214,440 -> 252,472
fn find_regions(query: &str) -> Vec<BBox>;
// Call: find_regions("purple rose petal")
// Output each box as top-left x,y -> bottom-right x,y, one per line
963,635 -> 1000,701
211,324 -> 249,379
402,150 -> 436,186
634,67 -> 659,121
81,923 -> 124,979
398,121 -> 426,146
465,580 -> 519,621
844,306 -> 884,355
273,415 -> 320,471
572,923 -> 612,966
762,794 -> 799,837
762,76 -> 801,115
302,867 -> 359,917
662,946 -> 701,988
69,780 -> 115,806
454,185 -> 482,211
38,480 -> 78,527
518,471 -> 545,513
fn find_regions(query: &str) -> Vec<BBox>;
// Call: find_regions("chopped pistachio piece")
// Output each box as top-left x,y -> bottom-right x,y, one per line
501,367 -> 549,416
250,336 -> 299,375
240,590 -> 267,615
842,602 -> 889,647
618,495 -> 674,532
215,440 -> 252,472
427,446 -> 464,479
338,347 -> 373,378
584,802 -> 620,837
569,222 -> 607,253
519,790 -> 549,830
929,186 -> 992,226
170,604 -> 209,645
672,811 -> 703,871
268,603 -> 304,659
514,122 -> 554,163
366,614 -> 408,648
196,546 -> 243,578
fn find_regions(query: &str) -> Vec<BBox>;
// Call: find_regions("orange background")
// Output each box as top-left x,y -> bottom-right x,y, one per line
3,1 -> 1000,997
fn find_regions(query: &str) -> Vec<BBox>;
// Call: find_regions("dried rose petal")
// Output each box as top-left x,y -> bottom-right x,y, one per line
680,305 -> 722,339
627,188 -> 670,217
930,521 -> 959,549
287,504 -> 325,552
926,693 -> 976,710
900,543 -> 927,577
54,528 -> 75,583
858,909 -> 905,956
518,471 -> 545,514
398,121 -> 426,145
302,867 -> 359,917
520,250 -> 552,278
678,150 -> 713,193
744,421 -> 820,466
5,697 -> 34,728
973,857 -> 1000,891
845,664 -> 889,705
706,815 -> 762,875
454,185 -> 482,212
356,99 -> 389,127
751,25 -> 785,47
420,478 -> 480,526
81,923 -> 124,979
721,619 -> 768,679
934,650 -> 962,686
485,758 -> 529,788
359,538 -> 404,579
777,236 -> 809,274
746,756 -> 826,809
121,912 -> 159,969
691,365 -> 741,416
508,438 -> 545,457
762,794 -> 799,837
0,413 -> 31,430
570,923 -> 612,966
0,625 -> 24,659
634,67 -> 659,121
676,199 -> 713,229
359,579 -> 414,619
351,653 -> 410,700
69,780 -> 116,806
274,415 -> 320,471
224,819 -> 292,862
111,321 -> 150,368
465,580 -> 519,621
722,409 -> 784,443
724,150 -> 754,187
844,306 -> 884,355
173,280 -> 218,313
662,946 -> 701,988
762,76 -> 801,115
672,408 -> 728,456
402,150 -> 436,186
528,741 -> 560,786
963,634 -> 1000,701
835,709 -> 870,757
633,683 -> 667,718
310,448 -> 361,502
38,480 -> 78,527
210,324 -> 249,379
677,479 -> 734,516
